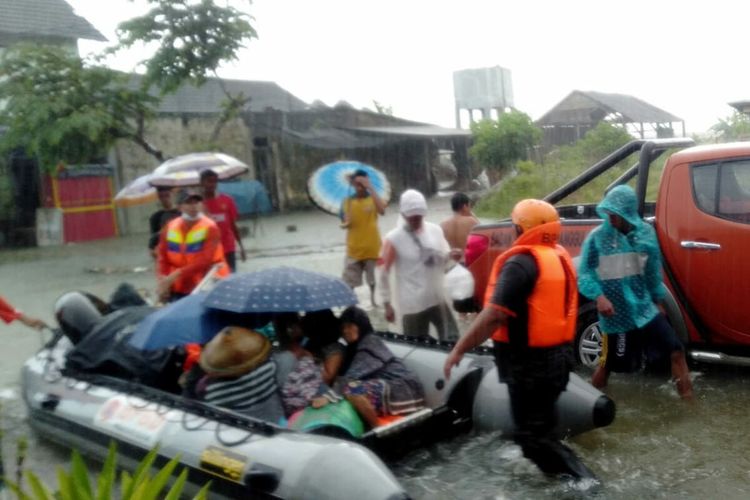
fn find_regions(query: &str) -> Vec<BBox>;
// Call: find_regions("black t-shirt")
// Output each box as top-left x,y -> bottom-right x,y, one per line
148,208 -> 180,250
490,252 -> 572,388
490,253 -> 538,347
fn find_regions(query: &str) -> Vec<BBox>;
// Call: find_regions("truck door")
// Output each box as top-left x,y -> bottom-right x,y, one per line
659,157 -> 750,345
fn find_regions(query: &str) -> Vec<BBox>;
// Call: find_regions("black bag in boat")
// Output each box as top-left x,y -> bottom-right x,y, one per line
64,306 -> 184,393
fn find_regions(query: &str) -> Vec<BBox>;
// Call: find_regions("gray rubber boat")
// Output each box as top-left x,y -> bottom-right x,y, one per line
22,334 -> 615,499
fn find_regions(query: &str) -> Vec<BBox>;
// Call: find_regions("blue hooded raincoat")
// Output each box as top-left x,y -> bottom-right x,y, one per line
577,185 -> 666,334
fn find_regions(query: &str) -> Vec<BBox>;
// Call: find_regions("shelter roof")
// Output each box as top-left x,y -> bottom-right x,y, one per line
349,125 -> 471,138
728,100 -> 750,114
0,0 -> 105,42
536,90 -> 682,126
281,128 -> 388,149
130,75 -> 309,114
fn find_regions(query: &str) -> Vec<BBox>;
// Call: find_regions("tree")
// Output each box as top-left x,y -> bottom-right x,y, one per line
372,100 -> 393,116
710,111 -> 750,142
469,110 -> 541,178
0,44 -> 160,168
0,0 -> 257,170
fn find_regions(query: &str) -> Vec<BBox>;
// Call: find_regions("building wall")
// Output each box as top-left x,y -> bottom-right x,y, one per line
113,114 -> 254,237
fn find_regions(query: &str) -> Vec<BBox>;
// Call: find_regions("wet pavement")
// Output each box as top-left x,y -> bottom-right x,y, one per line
2,195 -> 750,499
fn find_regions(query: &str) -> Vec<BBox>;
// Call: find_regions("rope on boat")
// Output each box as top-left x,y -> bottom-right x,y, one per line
374,330 -> 494,356
57,370 -> 282,440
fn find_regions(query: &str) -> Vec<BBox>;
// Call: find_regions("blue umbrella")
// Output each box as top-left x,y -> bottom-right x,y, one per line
128,293 -> 271,350
204,266 -> 358,313
307,161 -> 391,216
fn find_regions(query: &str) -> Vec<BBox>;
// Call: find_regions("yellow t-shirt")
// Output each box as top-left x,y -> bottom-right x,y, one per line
343,196 -> 381,260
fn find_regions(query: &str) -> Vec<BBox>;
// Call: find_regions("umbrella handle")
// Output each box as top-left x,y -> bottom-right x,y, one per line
192,264 -> 224,294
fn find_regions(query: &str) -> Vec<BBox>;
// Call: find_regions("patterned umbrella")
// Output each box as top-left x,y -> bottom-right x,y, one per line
149,152 -> 249,187
114,173 -> 158,207
307,161 -> 391,216
128,293 -> 271,350
204,266 -> 358,313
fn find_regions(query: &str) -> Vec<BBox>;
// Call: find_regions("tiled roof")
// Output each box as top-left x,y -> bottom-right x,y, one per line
0,0 -> 106,42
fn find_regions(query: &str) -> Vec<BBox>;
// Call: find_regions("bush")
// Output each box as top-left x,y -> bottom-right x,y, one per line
5,442 -> 210,500
475,123 -> 643,219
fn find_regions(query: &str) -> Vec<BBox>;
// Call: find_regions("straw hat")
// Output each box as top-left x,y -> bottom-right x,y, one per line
199,326 -> 271,378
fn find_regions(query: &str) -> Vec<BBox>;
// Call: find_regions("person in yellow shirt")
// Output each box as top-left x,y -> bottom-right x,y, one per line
340,169 -> 387,307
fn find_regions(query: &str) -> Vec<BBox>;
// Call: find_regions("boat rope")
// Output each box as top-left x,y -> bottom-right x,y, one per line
65,371 -> 282,438
374,330 -> 494,356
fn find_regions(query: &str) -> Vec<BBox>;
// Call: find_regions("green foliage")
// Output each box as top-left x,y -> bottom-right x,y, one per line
474,122 -> 635,219
0,44 -> 157,171
6,442 -> 211,500
469,110 -> 542,176
710,111 -> 750,142
0,0 -> 257,168
0,163 -> 15,221
117,0 -> 257,95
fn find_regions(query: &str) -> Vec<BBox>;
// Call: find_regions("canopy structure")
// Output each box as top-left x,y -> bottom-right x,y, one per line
536,90 -> 685,147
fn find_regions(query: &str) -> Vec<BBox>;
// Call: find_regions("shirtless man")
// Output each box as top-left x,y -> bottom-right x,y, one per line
440,192 -> 479,262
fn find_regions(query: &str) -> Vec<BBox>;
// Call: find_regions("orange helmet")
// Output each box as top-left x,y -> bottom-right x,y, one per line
511,199 -> 559,232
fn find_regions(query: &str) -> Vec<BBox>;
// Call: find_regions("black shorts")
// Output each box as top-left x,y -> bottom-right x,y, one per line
601,313 -> 684,373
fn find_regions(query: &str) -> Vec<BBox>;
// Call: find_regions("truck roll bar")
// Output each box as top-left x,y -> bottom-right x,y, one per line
544,138 -> 695,216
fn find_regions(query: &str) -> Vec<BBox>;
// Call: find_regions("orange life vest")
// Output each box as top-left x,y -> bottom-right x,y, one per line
483,221 -> 577,347
164,216 -> 229,294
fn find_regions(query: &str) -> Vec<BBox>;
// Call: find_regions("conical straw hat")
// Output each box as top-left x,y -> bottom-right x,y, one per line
199,326 -> 271,378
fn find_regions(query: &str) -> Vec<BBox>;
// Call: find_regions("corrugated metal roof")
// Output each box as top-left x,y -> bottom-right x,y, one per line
350,125 -> 471,138
148,77 -> 309,114
537,90 -> 682,125
0,0 -> 106,42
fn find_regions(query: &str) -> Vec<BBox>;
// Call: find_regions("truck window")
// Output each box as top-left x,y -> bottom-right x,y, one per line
692,163 -> 718,213
692,160 -> 750,223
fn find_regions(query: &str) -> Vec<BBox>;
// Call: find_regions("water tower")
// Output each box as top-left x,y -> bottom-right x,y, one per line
453,65 -> 514,128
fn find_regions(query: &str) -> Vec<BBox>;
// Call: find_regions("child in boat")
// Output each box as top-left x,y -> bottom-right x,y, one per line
336,306 -> 425,428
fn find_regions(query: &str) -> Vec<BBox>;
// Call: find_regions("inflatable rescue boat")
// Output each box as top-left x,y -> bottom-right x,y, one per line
22,333 -> 614,499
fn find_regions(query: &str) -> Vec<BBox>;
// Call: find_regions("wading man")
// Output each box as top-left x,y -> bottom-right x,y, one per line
340,169 -> 386,307
578,185 -> 693,399
444,199 -> 594,479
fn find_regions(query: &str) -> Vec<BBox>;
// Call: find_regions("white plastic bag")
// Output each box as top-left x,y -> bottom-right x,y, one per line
444,263 -> 475,301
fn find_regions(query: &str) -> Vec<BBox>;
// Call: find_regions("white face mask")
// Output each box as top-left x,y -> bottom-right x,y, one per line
181,211 -> 203,222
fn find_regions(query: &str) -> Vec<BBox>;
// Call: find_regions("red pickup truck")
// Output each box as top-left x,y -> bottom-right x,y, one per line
464,138 -> 750,368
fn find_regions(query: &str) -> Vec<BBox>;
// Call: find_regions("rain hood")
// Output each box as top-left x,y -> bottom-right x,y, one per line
578,185 -> 666,333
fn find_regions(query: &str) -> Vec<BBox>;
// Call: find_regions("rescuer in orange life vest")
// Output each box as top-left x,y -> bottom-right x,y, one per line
156,188 -> 229,302
444,199 -> 595,480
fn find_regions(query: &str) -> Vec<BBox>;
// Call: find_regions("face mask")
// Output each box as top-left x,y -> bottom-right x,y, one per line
181,211 -> 203,222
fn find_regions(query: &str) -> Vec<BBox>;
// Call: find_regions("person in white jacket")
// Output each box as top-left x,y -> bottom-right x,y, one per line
377,189 -> 459,341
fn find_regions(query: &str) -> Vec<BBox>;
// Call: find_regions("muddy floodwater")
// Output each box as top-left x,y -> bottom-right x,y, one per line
1,196 -> 749,499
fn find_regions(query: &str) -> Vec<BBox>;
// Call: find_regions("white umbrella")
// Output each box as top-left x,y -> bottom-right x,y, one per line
114,173 -> 158,207
149,152 -> 249,187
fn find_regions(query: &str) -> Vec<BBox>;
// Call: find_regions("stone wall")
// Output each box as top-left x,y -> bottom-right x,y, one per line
113,114 -> 255,237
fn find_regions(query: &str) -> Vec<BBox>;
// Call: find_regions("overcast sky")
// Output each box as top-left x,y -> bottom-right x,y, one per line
67,0 -> 749,135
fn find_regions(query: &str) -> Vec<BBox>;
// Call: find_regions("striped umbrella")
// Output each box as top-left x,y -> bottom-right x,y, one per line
307,161 -> 390,216
149,152 -> 249,187
114,173 -> 157,207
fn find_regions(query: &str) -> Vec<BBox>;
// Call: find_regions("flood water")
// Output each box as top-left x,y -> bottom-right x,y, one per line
1,196 -> 749,499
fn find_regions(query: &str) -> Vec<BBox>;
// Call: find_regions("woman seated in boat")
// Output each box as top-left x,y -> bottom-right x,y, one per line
335,306 -> 426,428
183,326 -> 285,423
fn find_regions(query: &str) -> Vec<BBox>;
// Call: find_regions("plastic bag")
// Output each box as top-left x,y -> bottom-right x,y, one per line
444,263 -> 475,300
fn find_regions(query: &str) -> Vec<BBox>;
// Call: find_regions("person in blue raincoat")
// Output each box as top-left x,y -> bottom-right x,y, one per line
578,185 -> 693,399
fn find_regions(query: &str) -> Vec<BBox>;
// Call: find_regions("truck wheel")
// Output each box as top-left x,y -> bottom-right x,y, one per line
575,308 -> 602,369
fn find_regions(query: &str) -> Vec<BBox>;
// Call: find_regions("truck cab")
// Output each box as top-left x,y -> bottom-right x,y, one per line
465,139 -> 750,368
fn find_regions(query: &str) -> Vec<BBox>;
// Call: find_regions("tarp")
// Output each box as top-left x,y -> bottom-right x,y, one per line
218,180 -> 273,215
